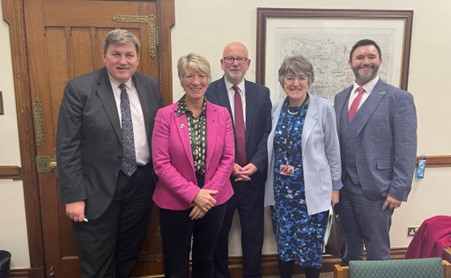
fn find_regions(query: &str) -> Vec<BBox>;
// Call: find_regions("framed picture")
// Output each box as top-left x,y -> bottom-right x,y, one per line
256,8 -> 413,103
0,91 -> 3,115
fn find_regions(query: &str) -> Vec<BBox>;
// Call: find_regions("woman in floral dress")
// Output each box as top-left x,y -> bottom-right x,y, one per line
264,55 -> 342,278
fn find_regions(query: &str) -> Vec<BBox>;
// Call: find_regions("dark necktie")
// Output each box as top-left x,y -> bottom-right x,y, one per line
348,87 -> 365,121
233,85 -> 246,166
120,83 -> 137,176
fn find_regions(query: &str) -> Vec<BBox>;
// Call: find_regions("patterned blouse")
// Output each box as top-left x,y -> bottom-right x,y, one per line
176,96 -> 207,176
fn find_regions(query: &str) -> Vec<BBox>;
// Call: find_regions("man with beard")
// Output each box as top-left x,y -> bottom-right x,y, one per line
334,39 -> 417,263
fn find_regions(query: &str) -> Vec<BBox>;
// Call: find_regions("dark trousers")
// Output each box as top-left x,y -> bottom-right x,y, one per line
214,180 -> 265,278
73,164 -> 154,278
336,175 -> 393,264
160,203 -> 227,278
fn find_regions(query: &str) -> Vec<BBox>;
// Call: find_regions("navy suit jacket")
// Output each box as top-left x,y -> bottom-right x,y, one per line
56,67 -> 163,219
205,77 -> 272,182
334,79 -> 417,201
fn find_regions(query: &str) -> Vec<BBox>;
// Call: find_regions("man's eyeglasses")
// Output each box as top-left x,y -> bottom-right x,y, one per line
223,56 -> 248,64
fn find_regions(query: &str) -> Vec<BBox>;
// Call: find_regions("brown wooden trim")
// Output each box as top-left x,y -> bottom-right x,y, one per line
9,267 -> 44,278
417,155 -> 451,167
0,165 -> 21,179
228,248 -> 408,277
444,247 -> 451,263
157,0 -> 174,106
10,268 -> 31,277
8,249 -> 407,277
256,8 -> 413,90
2,0 -> 46,277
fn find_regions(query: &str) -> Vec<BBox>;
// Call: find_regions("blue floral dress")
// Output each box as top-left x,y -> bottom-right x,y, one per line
271,100 -> 328,268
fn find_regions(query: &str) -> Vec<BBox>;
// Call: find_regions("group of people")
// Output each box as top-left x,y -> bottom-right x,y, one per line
56,29 -> 417,278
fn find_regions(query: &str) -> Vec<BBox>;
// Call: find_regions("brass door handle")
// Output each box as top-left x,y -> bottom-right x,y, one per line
48,160 -> 57,171
36,156 -> 57,173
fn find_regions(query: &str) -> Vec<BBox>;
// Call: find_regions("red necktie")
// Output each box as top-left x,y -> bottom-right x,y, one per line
233,85 -> 246,165
348,87 -> 365,121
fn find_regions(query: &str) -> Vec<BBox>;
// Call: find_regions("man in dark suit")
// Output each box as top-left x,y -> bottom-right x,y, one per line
206,41 -> 272,278
56,29 -> 162,277
334,39 -> 417,263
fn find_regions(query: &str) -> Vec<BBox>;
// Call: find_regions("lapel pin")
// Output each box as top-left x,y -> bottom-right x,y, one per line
180,123 -> 185,128
379,91 -> 386,95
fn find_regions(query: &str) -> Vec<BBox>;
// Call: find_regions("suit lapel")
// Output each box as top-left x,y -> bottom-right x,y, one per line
174,108 -> 195,170
301,94 -> 318,152
215,77 -> 233,115
244,81 -> 255,143
354,80 -> 387,135
335,87 -> 352,134
95,69 -> 122,145
205,103 -> 218,168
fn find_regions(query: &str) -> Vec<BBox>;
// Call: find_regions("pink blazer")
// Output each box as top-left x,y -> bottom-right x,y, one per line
152,100 -> 235,210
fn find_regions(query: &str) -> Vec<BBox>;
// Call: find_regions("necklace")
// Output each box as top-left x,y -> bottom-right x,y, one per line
287,107 -> 300,115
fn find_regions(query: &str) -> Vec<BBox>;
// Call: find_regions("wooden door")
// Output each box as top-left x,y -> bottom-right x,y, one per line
22,0 -> 173,276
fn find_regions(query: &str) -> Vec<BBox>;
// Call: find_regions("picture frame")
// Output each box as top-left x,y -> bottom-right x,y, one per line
0,91 -> 4,115
256,8 -> 413,103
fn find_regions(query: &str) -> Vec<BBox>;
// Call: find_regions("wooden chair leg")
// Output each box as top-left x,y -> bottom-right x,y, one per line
334,264 -> 349,278
443,260 -> 451,278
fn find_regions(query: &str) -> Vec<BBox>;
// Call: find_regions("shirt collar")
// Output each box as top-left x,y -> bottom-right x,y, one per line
353,76 -> 379,94
224,78 -> 245,94
108,74 -> 133,90
176,95 -> 207,117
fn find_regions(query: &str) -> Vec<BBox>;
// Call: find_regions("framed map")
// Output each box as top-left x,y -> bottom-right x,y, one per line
256,8 -> 413,103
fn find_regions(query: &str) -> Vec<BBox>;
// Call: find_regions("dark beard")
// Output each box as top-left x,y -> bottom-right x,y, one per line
352,65 -> 379,84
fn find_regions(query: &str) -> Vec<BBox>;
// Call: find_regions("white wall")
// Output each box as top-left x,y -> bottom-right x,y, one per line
1,0 -> 450,268
171,0 -> 451,255
0,0 -> 31,268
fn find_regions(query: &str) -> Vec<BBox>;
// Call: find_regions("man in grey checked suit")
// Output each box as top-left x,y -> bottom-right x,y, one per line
334,39 -> 417,263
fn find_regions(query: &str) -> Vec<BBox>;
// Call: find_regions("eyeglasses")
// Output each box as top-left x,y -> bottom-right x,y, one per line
223,56 -> 248,64
284,75 -> 308,84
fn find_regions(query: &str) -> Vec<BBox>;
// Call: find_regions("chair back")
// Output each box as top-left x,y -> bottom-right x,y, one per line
349,257 -> 444,278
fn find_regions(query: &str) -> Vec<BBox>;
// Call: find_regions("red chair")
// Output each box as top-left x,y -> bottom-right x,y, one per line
405,215 -> 451,259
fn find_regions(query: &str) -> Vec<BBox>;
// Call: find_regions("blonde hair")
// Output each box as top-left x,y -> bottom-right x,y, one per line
177,53 -> 212,82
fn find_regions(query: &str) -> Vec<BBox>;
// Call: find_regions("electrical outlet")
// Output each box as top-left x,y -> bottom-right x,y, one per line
407,226 -> 419,237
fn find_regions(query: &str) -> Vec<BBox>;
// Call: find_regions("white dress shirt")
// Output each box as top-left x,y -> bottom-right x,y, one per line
110,77 -> 150,166
224,79 -> 246,127
348,76 -> 380,111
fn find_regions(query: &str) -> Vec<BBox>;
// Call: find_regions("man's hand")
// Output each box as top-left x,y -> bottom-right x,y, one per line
382,194 -> 402,210
232,163 -> 257,182
66,201 -> 86,222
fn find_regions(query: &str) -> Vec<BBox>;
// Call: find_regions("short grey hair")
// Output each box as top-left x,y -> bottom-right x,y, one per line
177,53 -> 212,82
278,55 -> 315,87
103,29 -> 141,54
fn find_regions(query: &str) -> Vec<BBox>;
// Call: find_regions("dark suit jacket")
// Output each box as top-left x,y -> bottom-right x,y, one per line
334,79 -> 417,201
56,67 -> 162,219
205,77 -> 272,182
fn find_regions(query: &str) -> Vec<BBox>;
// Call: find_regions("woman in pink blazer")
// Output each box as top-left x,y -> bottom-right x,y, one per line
152,53 -> 234,277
